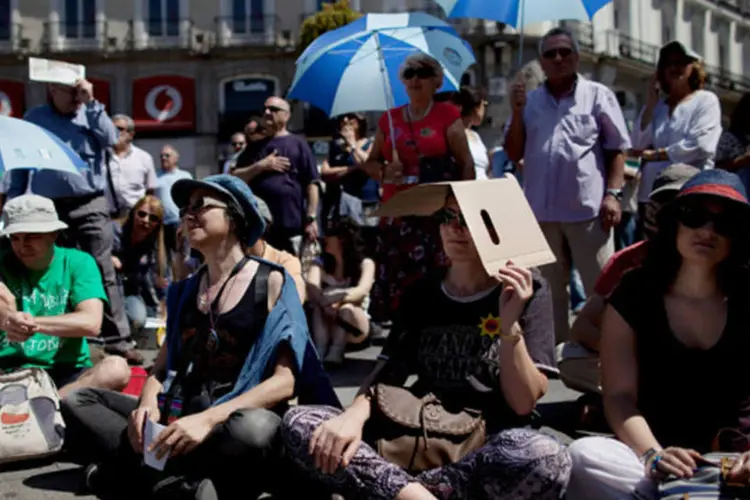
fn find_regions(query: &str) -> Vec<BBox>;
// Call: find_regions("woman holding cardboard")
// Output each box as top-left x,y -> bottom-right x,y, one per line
281,187 -> 570,499
361,53 -> 475,325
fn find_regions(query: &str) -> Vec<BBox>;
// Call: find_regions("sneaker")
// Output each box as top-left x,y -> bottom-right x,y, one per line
151,476 -> 218,500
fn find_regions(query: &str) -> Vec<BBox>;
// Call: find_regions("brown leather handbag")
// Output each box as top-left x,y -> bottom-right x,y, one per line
370,384 -> 486,472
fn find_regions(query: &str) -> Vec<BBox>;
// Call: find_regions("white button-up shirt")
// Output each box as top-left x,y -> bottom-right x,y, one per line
105,145 -> 158,213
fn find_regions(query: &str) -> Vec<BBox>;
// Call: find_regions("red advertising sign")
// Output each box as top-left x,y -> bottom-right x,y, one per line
132,75 -> 196,130
88,77 -> 111,111
0,80 -> 25,117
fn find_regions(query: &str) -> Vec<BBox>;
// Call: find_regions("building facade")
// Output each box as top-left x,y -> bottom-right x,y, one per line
0,0 -> 748,174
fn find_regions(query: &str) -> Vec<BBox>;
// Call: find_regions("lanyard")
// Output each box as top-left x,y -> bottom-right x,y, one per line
203,256 -> 249,352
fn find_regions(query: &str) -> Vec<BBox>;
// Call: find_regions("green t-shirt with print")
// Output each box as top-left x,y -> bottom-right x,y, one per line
0,246 -> 107,370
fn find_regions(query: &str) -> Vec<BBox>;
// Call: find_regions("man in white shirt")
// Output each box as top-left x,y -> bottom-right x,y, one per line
106,115 -> 157,217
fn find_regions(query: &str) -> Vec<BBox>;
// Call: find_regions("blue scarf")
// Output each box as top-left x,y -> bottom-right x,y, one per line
165,257 -> 341,408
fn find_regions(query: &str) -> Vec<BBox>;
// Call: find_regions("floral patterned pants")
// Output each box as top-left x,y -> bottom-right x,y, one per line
282,405 -> 572,500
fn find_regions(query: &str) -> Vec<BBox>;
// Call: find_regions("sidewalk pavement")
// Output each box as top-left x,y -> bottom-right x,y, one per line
0,345 -> 582,500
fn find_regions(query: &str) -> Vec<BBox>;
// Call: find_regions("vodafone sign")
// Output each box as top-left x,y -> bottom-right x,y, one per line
132,75 -> 195,130
0,80 -> 25,117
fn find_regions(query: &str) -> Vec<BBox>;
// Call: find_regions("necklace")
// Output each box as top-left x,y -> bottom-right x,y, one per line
199,256 -> 249,352
405,100 -> 434,122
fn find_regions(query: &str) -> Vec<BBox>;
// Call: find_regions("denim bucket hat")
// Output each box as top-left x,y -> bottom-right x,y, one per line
171,174 -> 266,247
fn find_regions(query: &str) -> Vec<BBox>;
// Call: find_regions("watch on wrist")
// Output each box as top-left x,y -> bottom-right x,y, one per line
606,188 -> 623,201
306,215 -> 317,224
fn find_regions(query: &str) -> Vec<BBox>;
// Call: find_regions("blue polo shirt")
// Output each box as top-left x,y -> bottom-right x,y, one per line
6,101 -> 117,200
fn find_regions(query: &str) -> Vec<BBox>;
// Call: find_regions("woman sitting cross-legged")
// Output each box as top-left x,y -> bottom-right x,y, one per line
61,175 -> 340,499
282,194 -> 571,500
567,170 -> 750,499
307,216 -> 375,366
112,195 -> 169,335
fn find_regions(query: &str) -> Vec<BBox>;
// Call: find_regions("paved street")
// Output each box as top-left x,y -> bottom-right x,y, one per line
0,345 -> 582,499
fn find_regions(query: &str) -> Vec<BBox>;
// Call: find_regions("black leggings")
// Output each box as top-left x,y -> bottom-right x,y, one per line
61,388 -> 283,496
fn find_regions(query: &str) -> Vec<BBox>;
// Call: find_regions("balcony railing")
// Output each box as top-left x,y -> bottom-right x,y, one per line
214,14 -> 279,46
0,22 -> 28,54
42,20 -> 109,52
615,33 -> 660,65
126,18 -> 194,50
709,0 -> 750,15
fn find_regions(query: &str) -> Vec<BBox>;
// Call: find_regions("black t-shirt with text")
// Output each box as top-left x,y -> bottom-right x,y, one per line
379,272 -> 557,432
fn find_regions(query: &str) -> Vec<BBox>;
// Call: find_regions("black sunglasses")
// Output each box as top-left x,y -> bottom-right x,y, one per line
160,153 -> 172,159
136,210 -> 160,223
264,105 -> 287,113
434,207 -> 467,227
116,125 -> 132,132
179,197 -> 228,218
402,67 -> 436,80
678,205 -> 738,237
542,47 -> 574,60
231,141 -> 245,147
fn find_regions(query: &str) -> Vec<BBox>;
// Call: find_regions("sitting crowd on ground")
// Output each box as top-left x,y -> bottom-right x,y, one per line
6,26 -> 750,500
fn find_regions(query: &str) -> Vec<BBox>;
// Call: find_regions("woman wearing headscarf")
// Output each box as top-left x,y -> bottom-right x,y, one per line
61,175 -> 338,499
361,53 -> 475,324
631,41 -> 722,236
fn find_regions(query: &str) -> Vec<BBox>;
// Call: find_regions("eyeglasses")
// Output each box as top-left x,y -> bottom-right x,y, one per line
264,105 -> 287,113
136,210 -> 160,223
434,207 -> 467,227
542,47 -> 574,59
678,205 -> 737,237
402,67 -> 436,80
116,125 -> 132,132
160,153 -> 172,159
179,197 -> 228,218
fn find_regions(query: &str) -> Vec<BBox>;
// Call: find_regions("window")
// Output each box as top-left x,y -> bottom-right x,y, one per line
690,11 -> 704,55
63,0 -> 96,39
148,0 -> 180,37
718,39 -> 728,75
232,0 -> 264,34
0,0 -> 10,41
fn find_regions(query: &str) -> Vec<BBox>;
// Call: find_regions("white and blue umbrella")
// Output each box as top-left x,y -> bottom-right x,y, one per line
0,115 -> 86,175
288,12 -> 476,117
436,0 -> 611,27
436,0 -> 612,64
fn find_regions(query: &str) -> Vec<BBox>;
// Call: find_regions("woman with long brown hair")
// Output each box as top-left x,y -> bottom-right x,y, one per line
112,195 -> 168,334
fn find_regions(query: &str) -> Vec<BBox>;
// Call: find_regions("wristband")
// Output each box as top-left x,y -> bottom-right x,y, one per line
649,455 -> 663,474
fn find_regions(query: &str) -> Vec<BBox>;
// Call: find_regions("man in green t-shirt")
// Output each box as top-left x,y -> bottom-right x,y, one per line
0,194 -> 131,396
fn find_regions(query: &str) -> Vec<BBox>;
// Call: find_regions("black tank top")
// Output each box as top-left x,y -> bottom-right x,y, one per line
179,262 -> 269,402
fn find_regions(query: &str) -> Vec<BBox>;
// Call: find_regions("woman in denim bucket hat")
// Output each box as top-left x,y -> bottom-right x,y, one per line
567,169 -> 750,499
63,174 -> 340,499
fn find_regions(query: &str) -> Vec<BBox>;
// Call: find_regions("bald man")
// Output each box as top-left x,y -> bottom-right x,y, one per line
233,97 -> 320,255
155,145 -> 193,255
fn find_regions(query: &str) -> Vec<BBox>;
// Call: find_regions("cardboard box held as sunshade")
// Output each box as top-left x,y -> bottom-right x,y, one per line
373,176 -> 556,274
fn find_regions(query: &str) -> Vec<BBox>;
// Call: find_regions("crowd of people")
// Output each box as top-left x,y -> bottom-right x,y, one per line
1,22 -> 750,500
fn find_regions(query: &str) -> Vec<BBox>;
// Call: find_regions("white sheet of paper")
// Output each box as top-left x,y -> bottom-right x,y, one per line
143,419 -> 169,471
144,317 -> 166,330
28,57 -> 85,85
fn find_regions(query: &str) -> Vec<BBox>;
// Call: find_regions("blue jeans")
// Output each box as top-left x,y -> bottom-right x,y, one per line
570,268 -> 586,312
124,295 -> 148,332
615,211 -> 638,251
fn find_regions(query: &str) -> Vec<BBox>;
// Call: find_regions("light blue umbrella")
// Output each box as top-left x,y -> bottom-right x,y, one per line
0,115 -> 87,175
436,0 -> 612,63
288,12 -> 476,117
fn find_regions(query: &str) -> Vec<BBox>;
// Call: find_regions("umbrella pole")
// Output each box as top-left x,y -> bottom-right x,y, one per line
25,169 -> 35,194
375,33 -> 399,164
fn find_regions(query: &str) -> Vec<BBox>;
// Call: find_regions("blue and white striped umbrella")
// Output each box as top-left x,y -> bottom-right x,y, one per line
0,115 -> 86,175
435,0 -> 612,27
288,13 -> 476,117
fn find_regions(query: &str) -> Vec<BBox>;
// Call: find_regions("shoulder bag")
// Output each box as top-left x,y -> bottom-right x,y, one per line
369,383 -> 486,472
